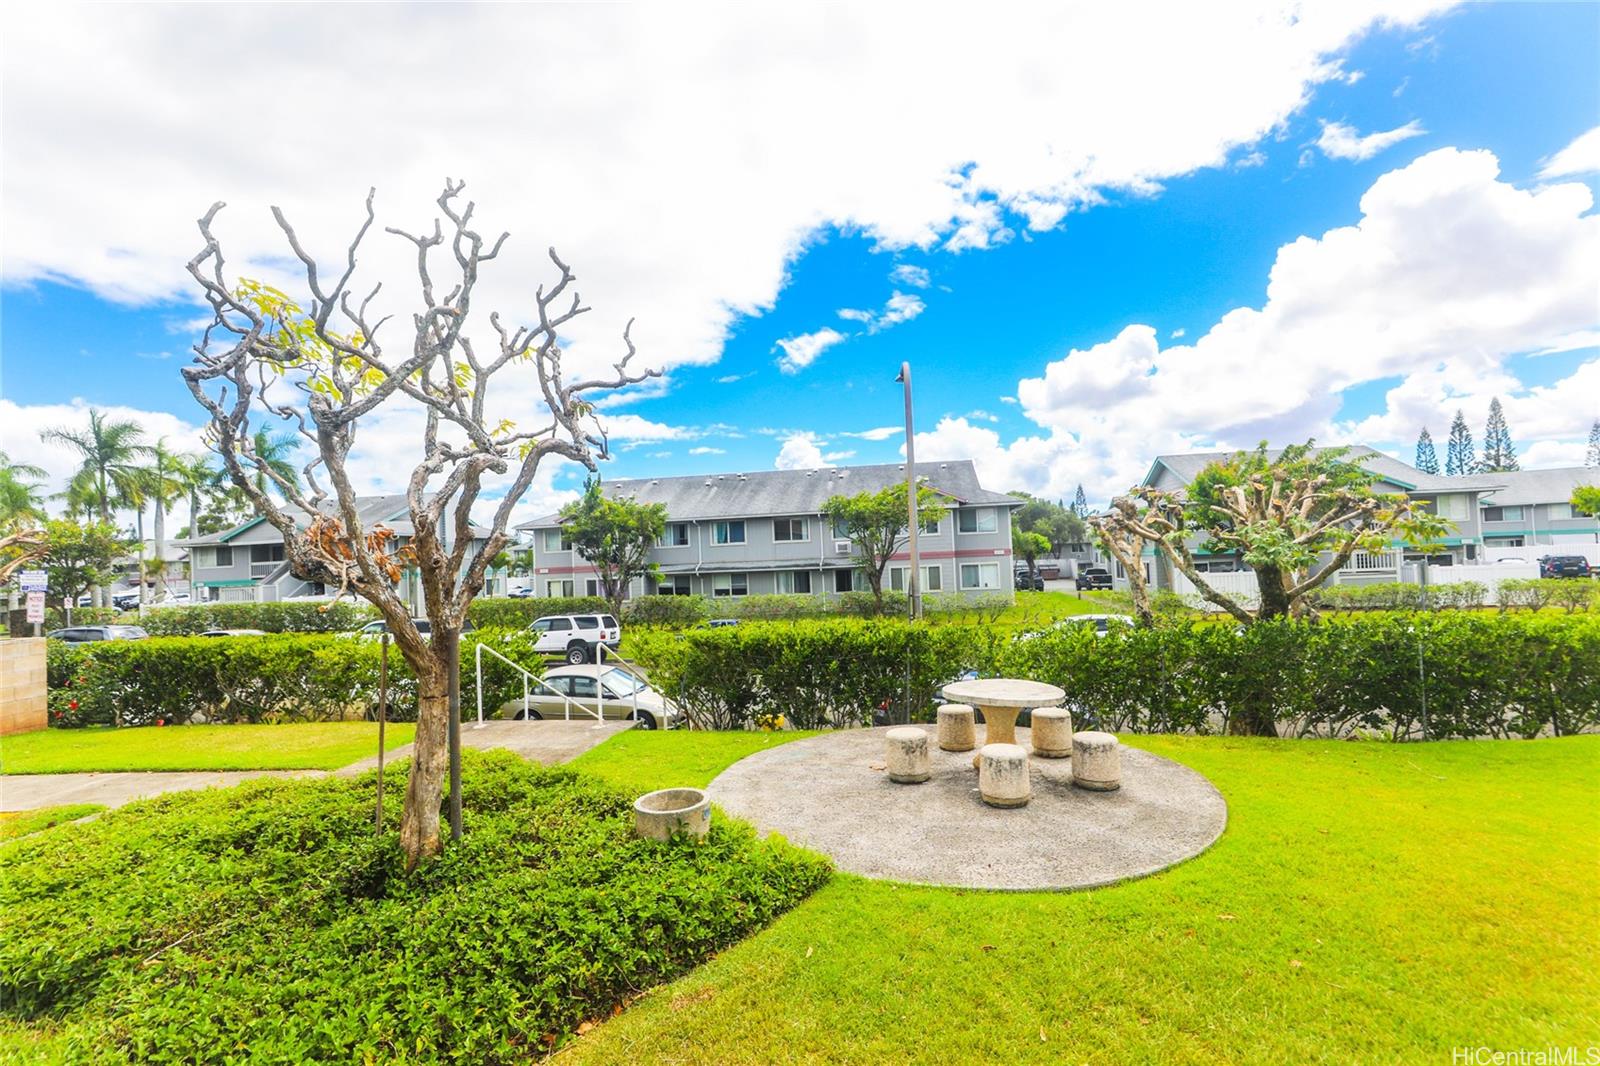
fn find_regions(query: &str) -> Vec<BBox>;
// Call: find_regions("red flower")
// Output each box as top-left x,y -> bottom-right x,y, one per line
156,719 -> 165,727
68,699 -> 79,710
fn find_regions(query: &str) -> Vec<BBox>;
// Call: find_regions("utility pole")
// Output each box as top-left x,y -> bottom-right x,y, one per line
895,362 -> 921,620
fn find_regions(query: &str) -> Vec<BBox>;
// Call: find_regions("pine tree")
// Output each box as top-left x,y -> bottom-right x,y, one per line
1071,484 -> 1088,516
1445,410 -> 1476,476
1479,397 -> 1519,472
1414,427 -> 1439,474
1587,419 -> 1600,468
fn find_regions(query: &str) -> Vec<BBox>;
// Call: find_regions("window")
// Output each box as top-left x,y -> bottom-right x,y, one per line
774,570 -> 813,594
584,579 -> 599,597
658,523 -> 690,547
656,575 -> 691,596
959,562 -> 1000,590
545,579 -> 574,597
568,677 -> 598,700
576,616 -> 599,630
1432,494 -> 1469,521
541,528 -> 572,552
773,517 -> 808,542
1483,506 -> 1523,523
921,514 -> 940,535
957,508 -> 997,534
889,565 -> 941,592
833,568 -> 858,593
711,572 -> 748,597
1547,503 -> 1575,521
712,520 -> 746,545
832,517 -> 850,539
250,544 -> 285,563
196,545 -> 233,569
1487,536 -> 1525,548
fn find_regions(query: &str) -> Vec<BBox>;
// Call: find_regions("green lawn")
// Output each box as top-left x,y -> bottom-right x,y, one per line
0,805 -> 104,843
565,731 -> 1600,1065
0,723 -> 417,774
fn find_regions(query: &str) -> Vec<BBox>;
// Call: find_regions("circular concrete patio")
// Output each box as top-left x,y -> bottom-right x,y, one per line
706,726 -> 1227,891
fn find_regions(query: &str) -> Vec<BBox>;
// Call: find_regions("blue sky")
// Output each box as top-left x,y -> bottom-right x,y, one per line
2,2 -> 1596,520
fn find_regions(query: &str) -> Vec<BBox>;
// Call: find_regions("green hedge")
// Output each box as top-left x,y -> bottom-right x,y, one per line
46,628 -> 552,728
1306,581 -> 1489,611
628,613 -> 1600,739
1497,578 -> 1598,613
136,600 -> 379,635
0,751 -> 830,1062
467,595 -> 610,628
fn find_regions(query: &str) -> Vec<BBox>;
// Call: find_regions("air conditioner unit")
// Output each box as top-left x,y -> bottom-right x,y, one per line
834,540 -> 851,555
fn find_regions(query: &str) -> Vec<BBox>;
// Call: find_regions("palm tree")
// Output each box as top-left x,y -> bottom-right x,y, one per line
0,451 -> 49,532
40,409 -> 151,524
138,440 -> 192,608
248,428 -> 301,499
41,409 -> 152,605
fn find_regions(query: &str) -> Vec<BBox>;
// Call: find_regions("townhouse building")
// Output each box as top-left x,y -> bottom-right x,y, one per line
518,460 -> 1023,602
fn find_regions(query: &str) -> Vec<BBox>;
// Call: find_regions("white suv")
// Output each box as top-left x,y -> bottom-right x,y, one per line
529,613 -> 622,664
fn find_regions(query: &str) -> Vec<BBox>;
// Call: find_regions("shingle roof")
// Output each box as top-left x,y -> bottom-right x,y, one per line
517,460 -> 1020,528
1147,446 -> 1589,505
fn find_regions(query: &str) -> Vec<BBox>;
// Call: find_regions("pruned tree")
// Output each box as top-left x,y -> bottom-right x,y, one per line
1089,498 -> 1155,627
1479,398 -> 1519,472
558,478 -> 667,619
1097,443 -> 1450,627
181,181 -> 655,868
821,482 -> 943,612
1414,427 -> 1439,475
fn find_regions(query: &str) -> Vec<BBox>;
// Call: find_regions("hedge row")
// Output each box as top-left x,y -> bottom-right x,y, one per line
46,628 -> 552,728
1497,578 -> 1598,613
1307,578 -> 1596,614
630,613 -> 1600,739
134,600 -> 380,635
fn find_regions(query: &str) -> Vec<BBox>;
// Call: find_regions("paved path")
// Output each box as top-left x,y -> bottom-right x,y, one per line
1,720 -> 634,812
334,719 -> 635,777
1,770 -> 323,812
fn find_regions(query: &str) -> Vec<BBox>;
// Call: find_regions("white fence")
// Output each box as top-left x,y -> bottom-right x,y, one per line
1171,559 -> 1545,610
1170,569 -> 1262,606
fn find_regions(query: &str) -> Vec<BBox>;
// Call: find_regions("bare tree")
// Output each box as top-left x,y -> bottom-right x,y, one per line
1088,499 -> 1154,627
182,181 -> 655,868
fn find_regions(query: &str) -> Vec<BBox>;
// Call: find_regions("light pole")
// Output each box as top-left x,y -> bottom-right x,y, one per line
895,362 -> 921,620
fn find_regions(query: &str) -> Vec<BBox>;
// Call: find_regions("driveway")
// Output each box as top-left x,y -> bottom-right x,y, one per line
1,720 -> 635,812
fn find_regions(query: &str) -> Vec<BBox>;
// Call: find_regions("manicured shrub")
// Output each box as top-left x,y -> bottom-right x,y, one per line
45,628 -> 551,728
467,595 -> 610,628
622,595 -> 708,627
0,751 -> 831,1062
835,590 -> 910,617
136,600 -> 380,635
1498,577 -> 1597,613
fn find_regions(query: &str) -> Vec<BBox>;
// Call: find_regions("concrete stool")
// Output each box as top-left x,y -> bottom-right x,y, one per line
1030,707 -> 1073,758
1071,731 -> 1121,791
978,743 -> 1031,808
936,704 -> 977,752
885,726 -> 931,784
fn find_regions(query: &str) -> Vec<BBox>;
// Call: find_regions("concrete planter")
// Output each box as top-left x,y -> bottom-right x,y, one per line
633,787 -> 712,841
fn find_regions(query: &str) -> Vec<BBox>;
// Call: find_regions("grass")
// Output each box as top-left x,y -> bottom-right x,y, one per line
0,722 -> 417,775
0,805 -> 104,844
563,731 -> 1600,1065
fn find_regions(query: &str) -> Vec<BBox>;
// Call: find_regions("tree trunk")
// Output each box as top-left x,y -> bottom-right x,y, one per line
398,654 -> 452,870
1254,563 -> 1292,620
153,499 -> 166,599
136,507 -> 147,613
189,490 -> 200,601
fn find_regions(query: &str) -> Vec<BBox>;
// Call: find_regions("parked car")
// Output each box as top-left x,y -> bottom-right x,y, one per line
199,628 -> 268,637
507,586 -> 535,598
1075,566 -> 1113,590
48,625 -> 150,642
1538,555 -> 1592,578
1036,561 -> 1062,581
1013,569 -> 1046,592
110,591 -> 142,611
353,618 -> 476,640
1018,614 -> 1135,642
495,664 -> 679,729
527,613 -> 622,664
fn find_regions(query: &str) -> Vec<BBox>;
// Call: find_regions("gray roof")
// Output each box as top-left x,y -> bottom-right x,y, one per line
518,460 -> 1021,528
177,494 -> 419,547
1146,446 -> 1591,505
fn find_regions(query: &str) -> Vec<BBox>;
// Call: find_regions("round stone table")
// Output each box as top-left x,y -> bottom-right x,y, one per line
941,678 -> 1066,768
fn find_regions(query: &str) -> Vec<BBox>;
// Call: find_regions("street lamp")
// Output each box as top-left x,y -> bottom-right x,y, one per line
895,362 -> 921,620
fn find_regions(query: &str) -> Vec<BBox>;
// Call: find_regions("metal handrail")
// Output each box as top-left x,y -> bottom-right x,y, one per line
473,641 -> 602,725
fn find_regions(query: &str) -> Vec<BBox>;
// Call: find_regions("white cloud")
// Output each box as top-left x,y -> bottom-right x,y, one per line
963,410 -> 1000,423
889,264 -> 931,289
774,328 -> 847,374
835,291 -> 925,335
2,3 -> 1456,387
1170,327 -> 1186,338
919,147 -> 1600,501
774,433 -> 830,470
845,426 -> 903,441
715,373 -> 752,384
1316,119 -> 1426,161
1234,150 -> 1267,169
1539,125 -> 1600,180
688,446 -> 726,455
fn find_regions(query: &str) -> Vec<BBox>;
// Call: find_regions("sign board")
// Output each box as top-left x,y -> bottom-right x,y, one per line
18,570 -> 47,593
25,591 -> 46,624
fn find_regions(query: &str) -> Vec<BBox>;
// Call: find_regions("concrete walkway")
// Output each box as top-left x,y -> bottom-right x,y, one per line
1,720 -> 635,812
